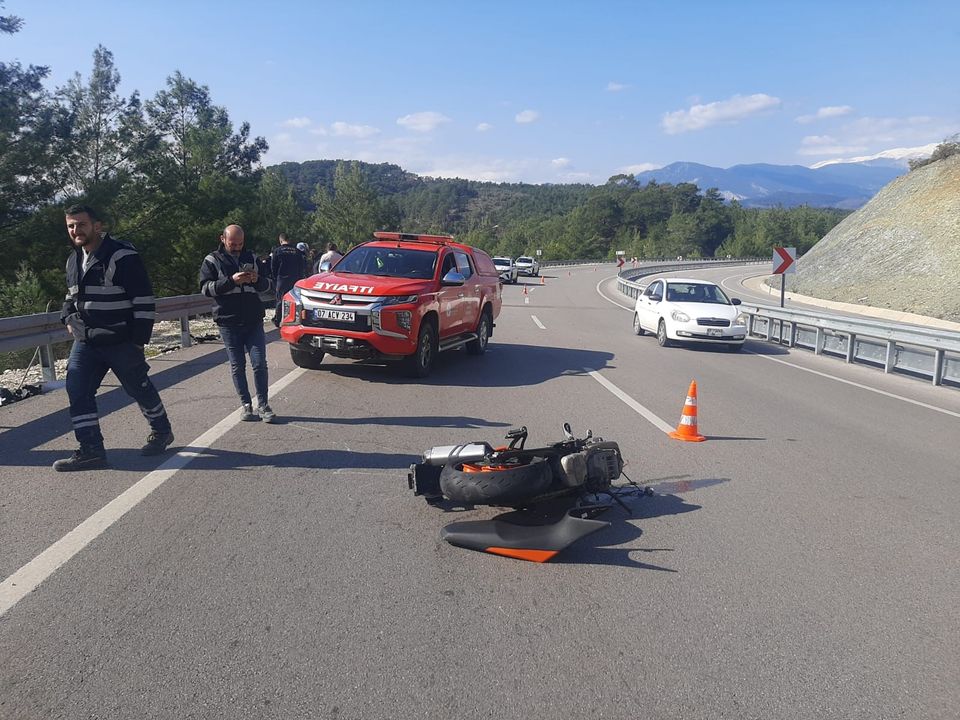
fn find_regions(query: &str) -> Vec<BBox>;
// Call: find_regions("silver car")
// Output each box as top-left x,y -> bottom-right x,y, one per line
514,255 -> 540,276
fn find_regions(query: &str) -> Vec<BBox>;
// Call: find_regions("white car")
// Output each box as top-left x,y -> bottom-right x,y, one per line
514,256 -> 540,276
633,278 -> 747,351
492,256 -> 518,284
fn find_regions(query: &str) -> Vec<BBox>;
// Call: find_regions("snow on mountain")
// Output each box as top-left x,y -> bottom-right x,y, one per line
809,143 -> 938,169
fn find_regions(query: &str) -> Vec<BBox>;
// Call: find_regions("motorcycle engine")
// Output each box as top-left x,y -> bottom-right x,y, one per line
558,441 -> 624,491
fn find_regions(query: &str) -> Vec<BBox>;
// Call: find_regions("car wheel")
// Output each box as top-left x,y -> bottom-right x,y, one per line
633,312 -> 645,336
657,319 -> 671,347
405,320 -> 437,377
466,309 -> 491,355
290,344 -> 325,369
439,459 -> 553,506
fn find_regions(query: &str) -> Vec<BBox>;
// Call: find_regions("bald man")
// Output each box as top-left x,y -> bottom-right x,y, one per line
199,224 -> 276,422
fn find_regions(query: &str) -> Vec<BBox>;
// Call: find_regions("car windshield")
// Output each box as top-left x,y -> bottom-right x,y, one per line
665,282 -> 730,304
333,246 -> 437,279
517,257 -> 533,263
493,257 -> 510,266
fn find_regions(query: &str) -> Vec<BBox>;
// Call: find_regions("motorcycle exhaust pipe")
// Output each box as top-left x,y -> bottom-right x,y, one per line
422,442 -> 495,466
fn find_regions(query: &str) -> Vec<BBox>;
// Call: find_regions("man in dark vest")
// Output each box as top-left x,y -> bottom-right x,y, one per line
55,205 -> 174,471
268,233 -> 307,326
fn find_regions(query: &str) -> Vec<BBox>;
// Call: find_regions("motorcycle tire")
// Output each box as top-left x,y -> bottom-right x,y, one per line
439,459 -> 553,506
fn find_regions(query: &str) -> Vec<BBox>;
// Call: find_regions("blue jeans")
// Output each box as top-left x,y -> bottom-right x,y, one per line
218,323 -> 268,407
65,340 -> 171,448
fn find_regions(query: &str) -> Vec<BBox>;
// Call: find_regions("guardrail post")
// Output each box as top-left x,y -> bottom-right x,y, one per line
746,314 -> 754,337
39,343 -> 57,382
884,341 -> 896,374
787,322 -> 797,348
845,333 -> 856,364
180,315 -> 192,348
932,349 -> 944,386
815,328 -> 825,355
765,317 -> 773,342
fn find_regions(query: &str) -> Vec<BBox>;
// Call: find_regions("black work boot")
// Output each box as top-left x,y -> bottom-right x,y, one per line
141,430 -> 175,456
53,445 -> 108,472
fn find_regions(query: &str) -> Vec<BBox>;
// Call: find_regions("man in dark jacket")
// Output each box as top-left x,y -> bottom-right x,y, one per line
54,205 -> 174,471
199,224 -> 276,422
268,233 -> 307,326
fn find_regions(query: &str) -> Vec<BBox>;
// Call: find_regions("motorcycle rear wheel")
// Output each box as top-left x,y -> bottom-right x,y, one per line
440,459 -> 553,506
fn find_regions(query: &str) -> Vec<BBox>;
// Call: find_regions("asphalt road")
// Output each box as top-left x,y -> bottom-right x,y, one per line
1,265 -> 958,719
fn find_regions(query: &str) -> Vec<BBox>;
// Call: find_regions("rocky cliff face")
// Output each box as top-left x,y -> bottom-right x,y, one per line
791,155 -> 960,322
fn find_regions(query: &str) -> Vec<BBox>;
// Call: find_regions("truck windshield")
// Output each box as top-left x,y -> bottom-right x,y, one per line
334,246 -> 438,279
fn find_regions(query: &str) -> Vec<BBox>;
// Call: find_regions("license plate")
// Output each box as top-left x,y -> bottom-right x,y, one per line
314,308 -> 355,322
707,328 -> 722,337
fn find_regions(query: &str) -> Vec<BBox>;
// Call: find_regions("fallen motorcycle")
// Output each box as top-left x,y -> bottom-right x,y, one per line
407,423 -> 651,562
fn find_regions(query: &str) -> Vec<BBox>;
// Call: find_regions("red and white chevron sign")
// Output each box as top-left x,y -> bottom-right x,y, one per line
772,247 -> 796,274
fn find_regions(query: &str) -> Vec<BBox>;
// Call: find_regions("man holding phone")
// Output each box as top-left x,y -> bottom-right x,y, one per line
199,224 -> 276,422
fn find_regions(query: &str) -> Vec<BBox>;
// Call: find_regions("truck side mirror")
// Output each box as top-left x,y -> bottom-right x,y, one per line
442,270 -> 465,286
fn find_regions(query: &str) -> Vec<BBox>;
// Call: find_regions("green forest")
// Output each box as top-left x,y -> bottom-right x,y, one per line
1,10 -> 850,318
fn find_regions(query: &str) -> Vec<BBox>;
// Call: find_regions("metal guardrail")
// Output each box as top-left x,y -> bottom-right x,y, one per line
617,263 -> 960,388
0,294 -> 214,382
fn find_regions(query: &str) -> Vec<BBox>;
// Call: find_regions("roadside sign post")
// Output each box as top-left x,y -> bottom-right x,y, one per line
772,247 -> 797,308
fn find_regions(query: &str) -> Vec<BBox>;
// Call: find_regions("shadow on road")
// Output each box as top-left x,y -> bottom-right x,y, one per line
283,415 -> 511,429
319,342 -> 615,387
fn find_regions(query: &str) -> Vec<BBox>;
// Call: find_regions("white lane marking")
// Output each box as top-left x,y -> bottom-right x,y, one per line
747,351 -> 960,419
596,275 -> 633,311
524,296 -> 529,305
588,370 -> 675,434
531,315 -> 546,330
0,368 -> 307,619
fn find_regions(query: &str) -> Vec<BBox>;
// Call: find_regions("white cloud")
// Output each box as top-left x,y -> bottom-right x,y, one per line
795,115 -> 954,158
661,93 -> 781,134
274,132 -> 292,144
795,105 -> 854,124
476,122 -> 493,132
796,135 -> 868,156
330,121 -> 380,139
281,117 -> 312,128
515,110 -> 540,124
396,111 -> 452,132
309,127 -> 328,136
606,81 -> 628,92
616,163 -> 661,174
551,157 -> 571,168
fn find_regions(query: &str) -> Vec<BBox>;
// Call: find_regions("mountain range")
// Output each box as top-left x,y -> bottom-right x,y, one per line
634,144 -> 938,209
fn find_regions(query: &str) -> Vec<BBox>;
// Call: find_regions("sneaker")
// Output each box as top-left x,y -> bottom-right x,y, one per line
141,431 -> 175,456
258,404 -> 276,423
53,445 -> 108,472
241,403 -> 259,421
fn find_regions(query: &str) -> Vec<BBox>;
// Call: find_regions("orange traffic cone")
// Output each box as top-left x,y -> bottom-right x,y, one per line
540,275 -> 545,285
669,380 -> 706,442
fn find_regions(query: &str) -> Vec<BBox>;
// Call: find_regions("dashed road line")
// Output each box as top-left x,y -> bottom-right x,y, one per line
588,369 -> 675,434
532,315 -> 546,329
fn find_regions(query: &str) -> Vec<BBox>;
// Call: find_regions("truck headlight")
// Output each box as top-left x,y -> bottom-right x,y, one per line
380,295 -> 418,306
282,286 -> 303,324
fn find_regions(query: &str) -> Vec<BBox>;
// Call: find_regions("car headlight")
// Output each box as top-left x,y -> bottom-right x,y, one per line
671,310 -> 690,322
379,295 -> 418,307
736,312 -> 749,326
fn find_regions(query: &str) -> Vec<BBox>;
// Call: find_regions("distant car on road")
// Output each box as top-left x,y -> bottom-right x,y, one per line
514,255 -> 540,276
492,256 -> 519,284
633,277 -> 747,351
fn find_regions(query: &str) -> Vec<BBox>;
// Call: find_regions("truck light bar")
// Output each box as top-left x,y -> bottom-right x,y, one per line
373,231 -> 455,245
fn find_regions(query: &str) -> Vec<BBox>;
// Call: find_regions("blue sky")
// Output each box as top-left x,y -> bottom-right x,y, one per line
5,0 -> 959,183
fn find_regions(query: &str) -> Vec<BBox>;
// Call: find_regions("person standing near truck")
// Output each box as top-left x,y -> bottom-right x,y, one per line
200,224 -> 276,422
268,233 -> 307,326
54,205 -> 175,471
